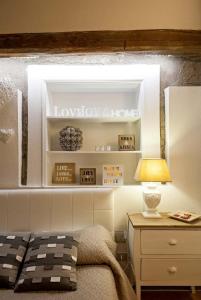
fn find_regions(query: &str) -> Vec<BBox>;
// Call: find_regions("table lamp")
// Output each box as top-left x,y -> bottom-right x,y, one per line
134,158 -> 172,218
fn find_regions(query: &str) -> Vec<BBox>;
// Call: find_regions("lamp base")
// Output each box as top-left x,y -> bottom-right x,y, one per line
142,184 -> 162,219
142,211 -> 162,218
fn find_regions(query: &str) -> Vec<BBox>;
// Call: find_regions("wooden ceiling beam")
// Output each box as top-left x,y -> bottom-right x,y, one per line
0,29 -> 201,56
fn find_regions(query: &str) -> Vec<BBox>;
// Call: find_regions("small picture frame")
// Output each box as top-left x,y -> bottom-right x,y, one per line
102,165 -> 124,186
80,168 -> 96,185
52,162 -> 75,184
118,135 -> 135,151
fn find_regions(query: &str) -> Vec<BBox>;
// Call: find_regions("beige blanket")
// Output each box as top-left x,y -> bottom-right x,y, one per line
0,265 -> 118,300
76,225 -> 136,300
0,225 -> 136,300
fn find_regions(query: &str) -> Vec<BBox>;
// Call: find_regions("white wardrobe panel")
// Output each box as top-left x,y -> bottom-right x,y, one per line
165,87 -> 201,212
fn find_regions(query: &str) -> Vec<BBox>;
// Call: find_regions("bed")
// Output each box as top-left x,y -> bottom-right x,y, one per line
0,189 -> 136,300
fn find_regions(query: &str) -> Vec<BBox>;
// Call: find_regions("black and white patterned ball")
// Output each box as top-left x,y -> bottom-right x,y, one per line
59,126 -> 83,151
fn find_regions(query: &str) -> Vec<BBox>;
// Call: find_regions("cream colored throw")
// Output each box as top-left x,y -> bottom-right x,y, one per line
0,225 -> 136,300
76,225 -> 136,300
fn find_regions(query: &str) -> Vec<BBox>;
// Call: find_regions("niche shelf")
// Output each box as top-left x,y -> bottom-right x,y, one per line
42,80 -> 142,187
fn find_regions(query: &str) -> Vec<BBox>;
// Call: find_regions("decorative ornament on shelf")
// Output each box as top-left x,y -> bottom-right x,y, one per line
80,168 -> 96,185
0,76 -> 16,109
0,128 -> 15,143
59,126 -> 83,151
135,158 -> 172,219
53,105 -> 140,119
118,135 -> 135,151
52,162 -> 75,184
103,164 -> 124,186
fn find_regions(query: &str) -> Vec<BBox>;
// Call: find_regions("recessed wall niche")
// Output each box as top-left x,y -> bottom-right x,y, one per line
27,64 -> 160,187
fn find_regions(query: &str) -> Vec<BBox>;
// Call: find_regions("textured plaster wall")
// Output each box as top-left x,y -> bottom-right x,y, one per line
0,54 -> 201,184
0,0 -> 201,33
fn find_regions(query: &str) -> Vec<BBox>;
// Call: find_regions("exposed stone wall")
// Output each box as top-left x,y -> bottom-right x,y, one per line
0,54 -> 200,184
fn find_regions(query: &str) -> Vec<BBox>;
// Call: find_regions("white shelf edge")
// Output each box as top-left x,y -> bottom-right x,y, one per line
47,116 -> 140,123
46,150 -> 142,154
43,184 -> 138,188
0,184 -> 139,190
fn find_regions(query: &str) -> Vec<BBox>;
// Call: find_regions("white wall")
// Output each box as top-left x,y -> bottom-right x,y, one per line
0,0 -> 200,34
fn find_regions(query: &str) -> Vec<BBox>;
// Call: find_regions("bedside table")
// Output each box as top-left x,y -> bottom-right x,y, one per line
128,213 -> 201,300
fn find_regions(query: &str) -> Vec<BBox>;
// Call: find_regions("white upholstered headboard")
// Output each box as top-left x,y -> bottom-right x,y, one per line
0,189 -> 114,233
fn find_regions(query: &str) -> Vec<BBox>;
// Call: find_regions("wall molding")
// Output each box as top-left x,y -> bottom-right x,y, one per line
0,29 -> 201,56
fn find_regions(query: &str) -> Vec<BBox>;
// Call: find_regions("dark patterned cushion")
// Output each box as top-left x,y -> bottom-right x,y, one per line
0,232 -> 30,288
15,233 -> 79,292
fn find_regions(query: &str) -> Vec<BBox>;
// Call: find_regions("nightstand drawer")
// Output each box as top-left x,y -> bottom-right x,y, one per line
141,259 -> 201,282
141,230 -> 201,254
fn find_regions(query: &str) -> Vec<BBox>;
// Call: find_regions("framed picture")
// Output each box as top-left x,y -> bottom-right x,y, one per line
52,162 -> 75,184
80,168 -> 96,185
103,165 -> 124,186
118,135 -> 135,151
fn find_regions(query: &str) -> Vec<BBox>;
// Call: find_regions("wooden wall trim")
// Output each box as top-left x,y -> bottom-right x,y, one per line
0,29 -> 201,56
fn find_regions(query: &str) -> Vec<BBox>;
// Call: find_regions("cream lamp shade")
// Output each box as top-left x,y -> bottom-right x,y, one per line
135,158 -> 172,183
135,158 -> 172,218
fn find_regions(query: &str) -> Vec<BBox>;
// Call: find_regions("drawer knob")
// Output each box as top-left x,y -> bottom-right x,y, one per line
168,266 -> 177,274
168,239 -> 177,245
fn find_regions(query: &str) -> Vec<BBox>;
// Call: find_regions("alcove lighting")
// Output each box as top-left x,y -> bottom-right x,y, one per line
135,158 -> 172,218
